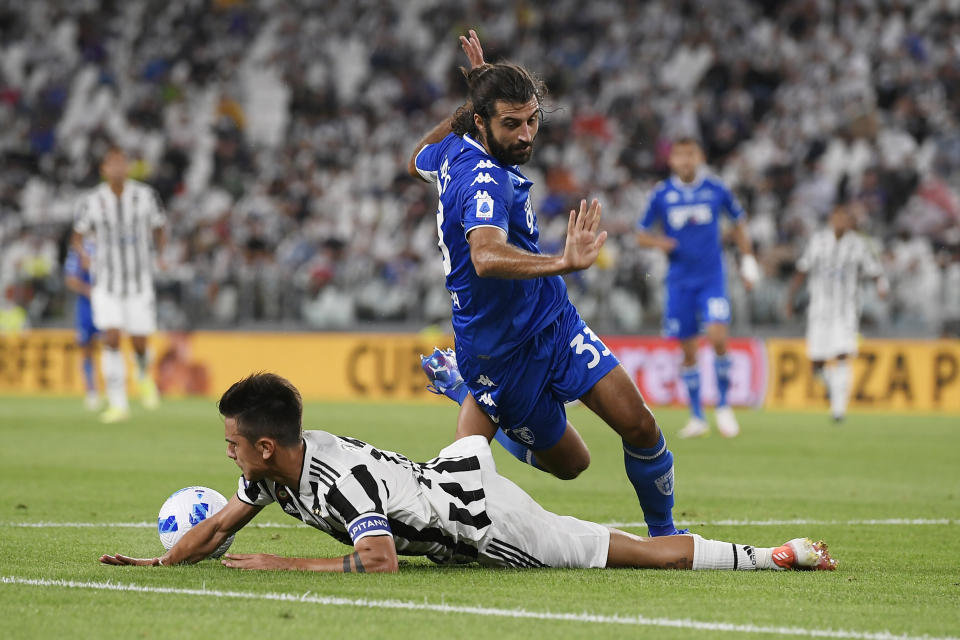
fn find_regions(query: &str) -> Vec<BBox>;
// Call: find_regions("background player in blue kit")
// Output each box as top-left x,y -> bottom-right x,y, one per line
64,240 -> 101,410
636,138 -> 760,439
409,30 -> 684,537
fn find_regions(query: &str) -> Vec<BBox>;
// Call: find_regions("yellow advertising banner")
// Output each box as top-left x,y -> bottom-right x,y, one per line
765,338 -> 960,413
0,329 -> 454,402
2,330 -> 958,412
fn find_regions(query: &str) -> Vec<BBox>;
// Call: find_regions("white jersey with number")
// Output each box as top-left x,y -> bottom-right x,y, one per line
72,180 -> 165,298
796,229 -> 883,360
237,431 -> 609,568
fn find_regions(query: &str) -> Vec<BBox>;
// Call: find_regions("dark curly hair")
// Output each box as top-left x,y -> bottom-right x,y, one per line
451,63 -> 546,137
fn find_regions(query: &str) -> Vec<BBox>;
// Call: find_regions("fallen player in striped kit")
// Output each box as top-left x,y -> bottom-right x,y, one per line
100,373 -> 836,573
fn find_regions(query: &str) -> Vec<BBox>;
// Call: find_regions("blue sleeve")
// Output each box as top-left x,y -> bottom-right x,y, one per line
637,189 -> 662,231
415,136 -> 451,182
461,165 -> 512,237
64,250 -> 80,278
720,183 -> 745,221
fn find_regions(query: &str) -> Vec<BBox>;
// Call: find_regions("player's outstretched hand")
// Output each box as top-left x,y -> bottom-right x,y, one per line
99,553 -> 162,566
221,552 -> 286,570
460,29 -> 486,69
562,199 -> 607,273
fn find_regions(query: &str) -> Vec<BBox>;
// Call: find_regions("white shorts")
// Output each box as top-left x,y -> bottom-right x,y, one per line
806,315 -> 857,362
91,287 -> 157,335
446,436 -> 609,569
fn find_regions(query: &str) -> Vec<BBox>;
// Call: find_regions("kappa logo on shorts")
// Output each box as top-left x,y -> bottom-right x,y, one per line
476,375 -> 496,387
477,392 -> 497,408
655,467 -> 675,496
511,427 -> 535,446
474,190 -> 495,220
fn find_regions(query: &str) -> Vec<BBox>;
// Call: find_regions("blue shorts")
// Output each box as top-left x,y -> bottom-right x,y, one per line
75,299 -> 99,346
663,274 -> 730,340
457,302 -> 619,452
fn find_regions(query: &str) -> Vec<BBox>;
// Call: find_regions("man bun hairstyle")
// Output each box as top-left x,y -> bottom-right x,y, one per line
218,372 -> 303,447
451,62 -> 546,137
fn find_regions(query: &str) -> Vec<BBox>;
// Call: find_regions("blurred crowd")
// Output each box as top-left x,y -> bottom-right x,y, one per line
1,0 -> 959,336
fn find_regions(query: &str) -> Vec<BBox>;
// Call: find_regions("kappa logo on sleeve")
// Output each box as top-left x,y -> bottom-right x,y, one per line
471,172 -> 498,186
474,190 -> 495,220
472,160 -> 496,171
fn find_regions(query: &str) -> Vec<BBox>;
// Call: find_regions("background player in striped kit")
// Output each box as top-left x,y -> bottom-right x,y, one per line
63,238 -> 101,410
71,147 -> 166,423
100,373 -> 836,573
636,138 -> 760,439
785,203 -> 888,422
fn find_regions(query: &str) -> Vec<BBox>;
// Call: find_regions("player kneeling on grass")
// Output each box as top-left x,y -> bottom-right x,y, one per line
100,373 -> 836,573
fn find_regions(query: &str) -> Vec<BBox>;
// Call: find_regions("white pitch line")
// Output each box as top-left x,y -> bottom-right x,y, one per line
1,518 -> 956,530
2,576 -> 955,640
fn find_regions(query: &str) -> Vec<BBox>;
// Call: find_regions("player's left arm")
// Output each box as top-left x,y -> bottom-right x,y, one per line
220,533 -> 399,573
722,186 -> 760,290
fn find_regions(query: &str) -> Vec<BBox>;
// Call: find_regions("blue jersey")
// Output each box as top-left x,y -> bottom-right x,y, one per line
638,173 -> 745,285
415,133 -> 566,359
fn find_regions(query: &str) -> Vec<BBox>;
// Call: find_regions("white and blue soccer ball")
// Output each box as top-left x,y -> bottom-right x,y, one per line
157,486 -> 234,558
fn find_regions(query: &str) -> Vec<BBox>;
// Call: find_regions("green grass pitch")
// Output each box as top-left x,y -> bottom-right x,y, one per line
1,397 -> 958,639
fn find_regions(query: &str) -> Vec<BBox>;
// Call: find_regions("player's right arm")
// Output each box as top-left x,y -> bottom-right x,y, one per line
99,495 -> 261,567
635,187 -> 676,253
469,199 -> 606,278
408,29 -> 487,180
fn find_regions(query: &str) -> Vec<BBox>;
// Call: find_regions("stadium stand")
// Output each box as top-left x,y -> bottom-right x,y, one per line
0,0 -> 957,334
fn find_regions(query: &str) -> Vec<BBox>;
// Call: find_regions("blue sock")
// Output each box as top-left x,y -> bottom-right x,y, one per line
82,356 -> 96,393
493,428 -> 541,470
623,432 -> 678,536
715,354 -> 731,407
681,365 -> 704,419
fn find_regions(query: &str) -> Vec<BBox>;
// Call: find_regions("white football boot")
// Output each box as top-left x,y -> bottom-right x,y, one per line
678,416 -> 709,439
715,406 -> 740,438
771,538 -> 838,571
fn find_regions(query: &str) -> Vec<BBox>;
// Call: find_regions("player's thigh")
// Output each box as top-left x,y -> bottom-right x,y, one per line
455,393 -> 498,441
124,291 -> 157,336
579,365 -> 660,448
806,319 -> 833,362
664,284 -> 698,339
479,468 -> 609,569
530,421 -> 590,480
696,280 -> 731,329
91,288 -> 123,331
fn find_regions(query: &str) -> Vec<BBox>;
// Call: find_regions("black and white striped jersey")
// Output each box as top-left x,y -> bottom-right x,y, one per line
796,229 -> 883,325
73,180 -> 166,296
236,430 -> 491,563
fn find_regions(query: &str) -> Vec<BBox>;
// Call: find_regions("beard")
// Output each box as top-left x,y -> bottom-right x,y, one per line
483,122 -> 534,166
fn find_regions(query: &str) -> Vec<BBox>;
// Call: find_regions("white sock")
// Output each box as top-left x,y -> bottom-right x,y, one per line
101,348 -> 129,410
829,361 -> 851,417
691,534 -> 776,570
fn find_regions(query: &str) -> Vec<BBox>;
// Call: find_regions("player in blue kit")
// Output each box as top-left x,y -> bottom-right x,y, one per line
64,240 -> 101,410
636,138 -> 760,439
408,30 -> 684,537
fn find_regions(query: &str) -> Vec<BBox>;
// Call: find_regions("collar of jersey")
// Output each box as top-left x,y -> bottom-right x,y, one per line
669,170 -> 706,193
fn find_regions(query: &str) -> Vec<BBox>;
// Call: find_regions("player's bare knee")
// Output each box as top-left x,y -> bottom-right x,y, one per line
620,410 -> 660,448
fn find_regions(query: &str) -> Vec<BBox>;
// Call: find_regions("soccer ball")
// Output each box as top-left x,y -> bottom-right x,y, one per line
157,486 -> 234,558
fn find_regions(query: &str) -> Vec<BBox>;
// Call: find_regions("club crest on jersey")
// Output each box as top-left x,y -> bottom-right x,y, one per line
655,467 -> 675,496
474,190 -> 495,220
471,172 -> 498,186
472,160 -> 496,171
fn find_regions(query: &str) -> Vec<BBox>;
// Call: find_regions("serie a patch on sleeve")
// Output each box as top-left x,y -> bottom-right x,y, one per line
474,190 -> 494,220
347,513 -> 392,543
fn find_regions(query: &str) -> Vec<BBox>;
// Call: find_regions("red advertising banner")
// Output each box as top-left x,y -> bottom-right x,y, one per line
601,336 -> 768,408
